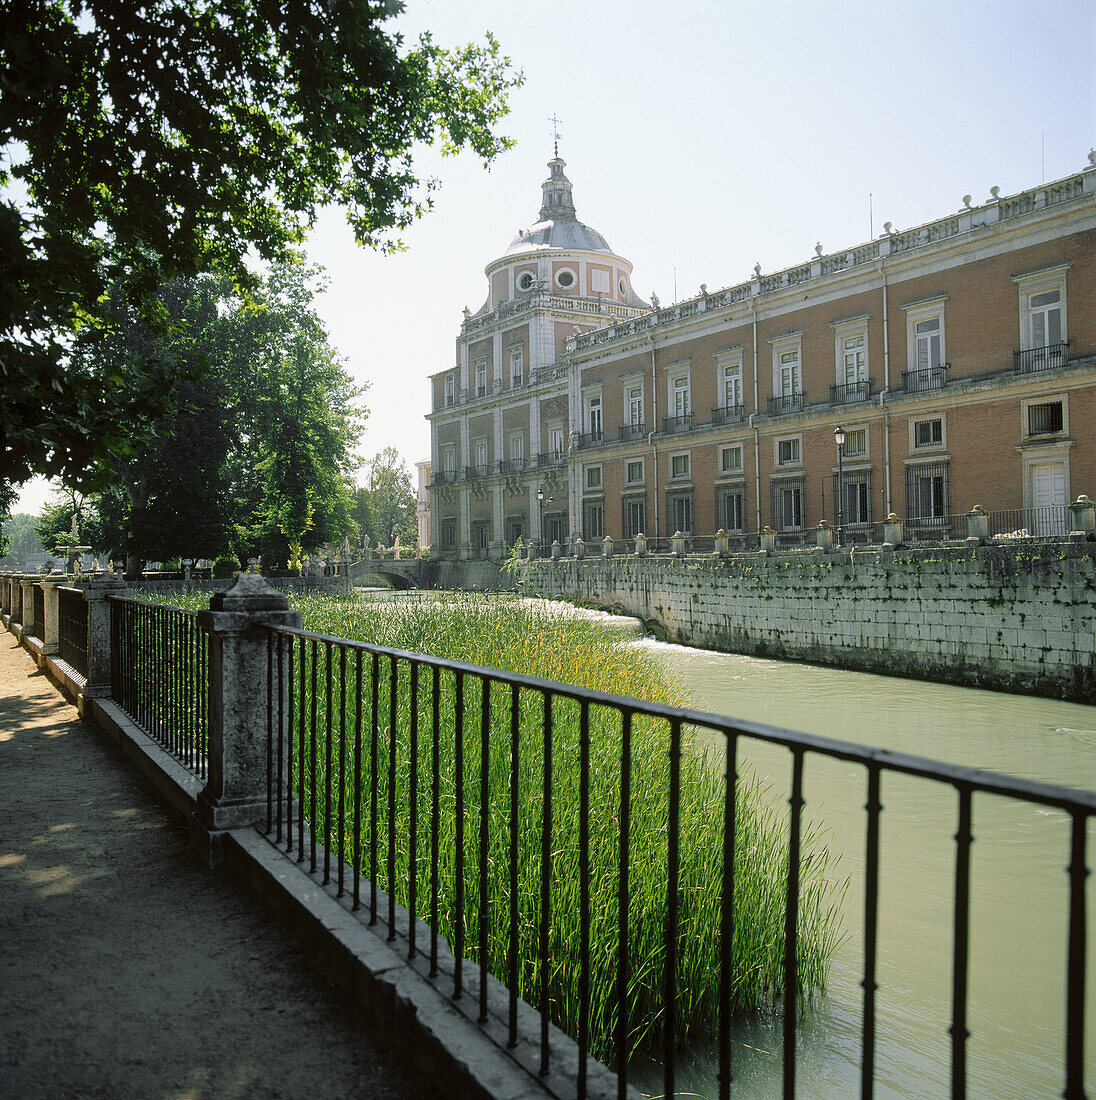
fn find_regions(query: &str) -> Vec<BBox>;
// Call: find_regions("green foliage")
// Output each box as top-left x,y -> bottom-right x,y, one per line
1,0 -> 521,489
352,447 -> 417,550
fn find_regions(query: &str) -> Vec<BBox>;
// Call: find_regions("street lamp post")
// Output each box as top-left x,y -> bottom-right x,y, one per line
536,487 -> 554,545
834,425 -> 846,546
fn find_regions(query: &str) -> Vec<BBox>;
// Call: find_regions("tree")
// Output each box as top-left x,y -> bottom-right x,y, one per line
1,0 -> 520,489
354,447 -> 417,550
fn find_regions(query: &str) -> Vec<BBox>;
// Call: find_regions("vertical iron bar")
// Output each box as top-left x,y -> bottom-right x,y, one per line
265,631 -> 273,835
408,661 -> 419,957
616,710 -> 634,1099
387,654 -> 398,940
782,749 -> 805,1100
430,664 -> 441,978
454,671 -> 465,998
539,691 -> 553,1076
370,652 -> 379,924
950,785 -> 973,1100
338,646 -> 347,897
298,637 -> 306,863
323,642 -> 333,886
861,766 -> 883,1100
718,733 -> 739,1100
1063,811 -> 1088,1100
286,635 -> 294,853
579,699 -> 591,1099
276,631 -> 284,844
479,676 -> 491,1025
310,639 -> 318,873
353,648 -> 364,910
664,717 -> 682,1100
508,682 -> 521,1048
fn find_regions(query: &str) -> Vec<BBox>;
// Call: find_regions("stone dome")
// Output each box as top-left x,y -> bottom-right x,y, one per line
504,157 -> 613,255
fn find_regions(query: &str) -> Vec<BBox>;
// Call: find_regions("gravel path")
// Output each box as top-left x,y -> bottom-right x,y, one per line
0,634 -> 440,1099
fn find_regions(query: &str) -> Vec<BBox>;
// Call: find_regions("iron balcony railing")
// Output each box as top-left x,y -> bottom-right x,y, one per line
1014,342 -> 1068,374
57,586 -> 89,678
660,414 -> 694,434
902,364 -> 949,393
617,423 -> 648,442
767,393 -> 805,416
257,623 -> 1093,1100
497,459 -> 530,475
464,465 -> 492,480
431,469 -> 458,486
830,379 -> 873,405
710,404 -> 747,426
576,431 -> 604,449
537,451 -> 566,468
110,597 -> 209,778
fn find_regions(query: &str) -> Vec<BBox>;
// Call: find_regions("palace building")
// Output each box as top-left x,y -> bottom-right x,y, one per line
426,152 -> 1096,559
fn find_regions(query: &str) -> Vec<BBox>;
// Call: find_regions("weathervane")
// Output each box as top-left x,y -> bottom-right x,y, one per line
549,113 -> 562,158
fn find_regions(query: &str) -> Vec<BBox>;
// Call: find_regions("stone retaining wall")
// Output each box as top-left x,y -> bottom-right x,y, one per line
519,538 -> 1096,700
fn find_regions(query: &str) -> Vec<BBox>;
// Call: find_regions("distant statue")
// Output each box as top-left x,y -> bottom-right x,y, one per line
69,514 -> 79,540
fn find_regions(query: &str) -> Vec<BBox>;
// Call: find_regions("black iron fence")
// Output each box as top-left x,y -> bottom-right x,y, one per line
258,624 -> 1093,1100
109,597 -> 209,777
32,584 -> 45,640
57,586 -> 89,678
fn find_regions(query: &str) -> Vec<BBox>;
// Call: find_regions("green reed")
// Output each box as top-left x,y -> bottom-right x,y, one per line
155,588 -> 842,1061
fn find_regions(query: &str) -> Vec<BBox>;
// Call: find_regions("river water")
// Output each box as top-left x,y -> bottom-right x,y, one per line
629,637 -> 1096,1099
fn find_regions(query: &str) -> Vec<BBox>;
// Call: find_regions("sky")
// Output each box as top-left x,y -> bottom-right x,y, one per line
14,0 -> 1096,515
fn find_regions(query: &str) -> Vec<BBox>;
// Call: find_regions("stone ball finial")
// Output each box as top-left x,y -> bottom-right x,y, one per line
700,283 -> 707,296
753,262 -> 762,278
989,185 -> 1000,199
883,221 -> 893,234
962,194 -> 972,208
1087,149 -> 1096,168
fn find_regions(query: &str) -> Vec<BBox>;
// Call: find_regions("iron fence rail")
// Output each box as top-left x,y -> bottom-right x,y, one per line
32,584 -> 45,640
57,586 -> 89,678
261,623 -> 1093,1100
109,597 -> 209,777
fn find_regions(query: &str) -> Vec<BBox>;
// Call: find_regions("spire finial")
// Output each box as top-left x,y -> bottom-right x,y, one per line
549,112 -> 562,158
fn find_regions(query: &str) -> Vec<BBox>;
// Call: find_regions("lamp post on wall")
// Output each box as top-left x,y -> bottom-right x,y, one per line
537,486 -> 554,547
834,425 -> 846,546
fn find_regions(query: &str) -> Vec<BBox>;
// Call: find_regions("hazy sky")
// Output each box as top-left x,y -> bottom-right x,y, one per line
15,0 -> 1096,514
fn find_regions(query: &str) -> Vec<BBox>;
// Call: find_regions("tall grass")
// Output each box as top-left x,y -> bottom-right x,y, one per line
155,587 -> 842,1061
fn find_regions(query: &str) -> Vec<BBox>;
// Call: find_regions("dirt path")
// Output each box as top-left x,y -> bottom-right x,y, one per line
0,635 -> 440,1100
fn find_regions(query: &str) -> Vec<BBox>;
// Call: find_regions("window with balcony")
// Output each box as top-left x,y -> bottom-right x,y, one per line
548,425 -> 565,456
475,439 -> 488,469
903,299 -> 947,391
672,373 -> 691,417
915,316 -> 942,371
508,432 -> 525,464
586,394 -> 603,438
475,358 -> 488,397
627,385 -> 644,427
722,360 -> 743,408
444,375 -> 455,406
1014,266 -> 1069,372
510,347 -> 524,387
441,446 -> 455,477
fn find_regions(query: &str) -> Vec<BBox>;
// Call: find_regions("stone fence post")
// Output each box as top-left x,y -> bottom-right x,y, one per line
671,531 -> 687,557
1070,494 -> 1095,536
882,513 -> 904,548
39,569 -> 66,656
715,529 -> 731,556
634,532 -> 647,556
83,572 -> 128,699
1,574 -> 12,620
573,537 -> 585,559
197,575 -> 302,832
967,505 -> 989,543
760,527 -> 776,554
550,539 -> 562,560
602,535 -> 614,558
815,520 -> 834,549
20,575 -> 36,633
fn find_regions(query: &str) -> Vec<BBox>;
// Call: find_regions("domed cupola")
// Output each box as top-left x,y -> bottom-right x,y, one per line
505,157 -> 613,255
